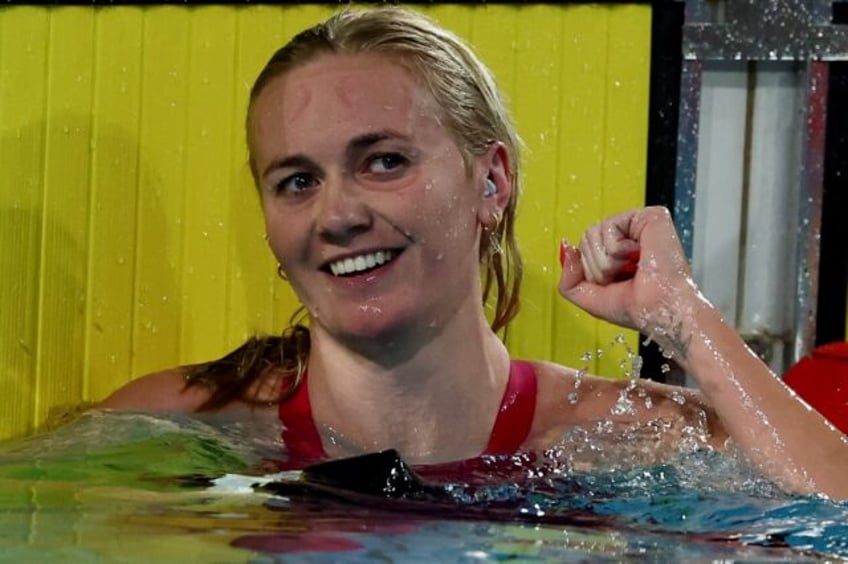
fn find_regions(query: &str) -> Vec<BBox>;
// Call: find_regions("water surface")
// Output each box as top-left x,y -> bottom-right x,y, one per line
0,411 -> 844,562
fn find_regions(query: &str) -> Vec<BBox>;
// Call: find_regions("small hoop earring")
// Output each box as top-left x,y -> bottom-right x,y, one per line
276,264 -> 288,281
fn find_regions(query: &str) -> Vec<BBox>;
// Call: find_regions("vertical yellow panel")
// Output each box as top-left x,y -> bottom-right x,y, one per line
281,3 -> 333,37
549,7 -> 610,374
36,8 -> 95,424
226,6 -> 285,347
179,7 -> 236,363
595,6 -> 652,378
132,7 -> 190,377
508,6 -> 566,362
0,7 -> 49,439
85,8 -> 143,399
467,6 -> 518,103
424,5 -> 472,38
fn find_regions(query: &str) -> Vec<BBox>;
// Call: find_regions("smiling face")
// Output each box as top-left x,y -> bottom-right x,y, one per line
249,53 -> 500,349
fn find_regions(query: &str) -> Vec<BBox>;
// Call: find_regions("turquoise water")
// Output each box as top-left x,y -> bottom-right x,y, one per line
0,411 -> 845,562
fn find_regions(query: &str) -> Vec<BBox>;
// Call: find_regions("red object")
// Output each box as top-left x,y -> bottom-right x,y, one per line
783,342 -> 848,434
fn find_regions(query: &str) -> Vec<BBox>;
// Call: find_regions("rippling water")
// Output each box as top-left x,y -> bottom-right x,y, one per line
0,411 -> 844,562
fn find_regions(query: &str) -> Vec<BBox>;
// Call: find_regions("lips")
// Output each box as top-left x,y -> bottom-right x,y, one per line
326,249 -> 398,277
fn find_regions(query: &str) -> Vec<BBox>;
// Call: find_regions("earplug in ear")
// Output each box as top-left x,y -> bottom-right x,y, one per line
483,178 -> 498,198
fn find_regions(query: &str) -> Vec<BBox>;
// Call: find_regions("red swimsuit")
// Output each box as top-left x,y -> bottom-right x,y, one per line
278,360 -> 538,469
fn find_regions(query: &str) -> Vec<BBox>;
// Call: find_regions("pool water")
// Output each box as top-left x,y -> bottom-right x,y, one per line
0,411 -> 845,562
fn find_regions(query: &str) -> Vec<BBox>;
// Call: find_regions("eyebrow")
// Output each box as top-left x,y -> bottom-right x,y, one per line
347,130 -> 409,156
261,154 -> 318,180
261,129 -> 413,180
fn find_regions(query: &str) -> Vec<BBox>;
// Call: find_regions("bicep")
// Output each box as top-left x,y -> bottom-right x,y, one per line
99,368 -> 212,413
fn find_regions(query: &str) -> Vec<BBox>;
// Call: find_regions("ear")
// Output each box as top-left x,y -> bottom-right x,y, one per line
475,142 -> 512,227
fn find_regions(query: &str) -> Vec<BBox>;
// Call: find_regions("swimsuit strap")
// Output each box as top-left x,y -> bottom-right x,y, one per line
279,372 -> 327,462
484,360 -> 537,455
279,360 -> 538,462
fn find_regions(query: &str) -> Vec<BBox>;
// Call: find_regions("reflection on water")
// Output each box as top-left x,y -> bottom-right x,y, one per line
0,411 -> 845,562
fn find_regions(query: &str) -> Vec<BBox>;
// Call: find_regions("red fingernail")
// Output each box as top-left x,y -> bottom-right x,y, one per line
621,262 -> 638,274
560,240 -> 568,268
627,250 -> 640,262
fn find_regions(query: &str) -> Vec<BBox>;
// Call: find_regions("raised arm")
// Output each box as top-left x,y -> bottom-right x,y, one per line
558,206 -> 848,499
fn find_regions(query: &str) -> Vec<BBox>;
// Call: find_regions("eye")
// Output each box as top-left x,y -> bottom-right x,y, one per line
365,153 -> 408,175
275,173 -> 318,196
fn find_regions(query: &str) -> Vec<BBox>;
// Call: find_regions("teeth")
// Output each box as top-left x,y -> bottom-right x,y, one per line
329,250 -> 395,276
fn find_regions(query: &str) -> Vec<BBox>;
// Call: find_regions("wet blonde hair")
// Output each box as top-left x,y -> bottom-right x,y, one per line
189,7 -> 523,409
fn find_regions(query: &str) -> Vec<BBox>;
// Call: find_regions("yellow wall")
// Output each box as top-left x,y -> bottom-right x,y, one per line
0,4 -> 650,441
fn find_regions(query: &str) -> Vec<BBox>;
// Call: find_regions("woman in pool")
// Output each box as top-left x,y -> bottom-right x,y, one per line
101,7 -> 848,498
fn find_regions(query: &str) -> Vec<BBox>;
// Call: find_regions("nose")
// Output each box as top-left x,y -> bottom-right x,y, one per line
315,177 -> 373,245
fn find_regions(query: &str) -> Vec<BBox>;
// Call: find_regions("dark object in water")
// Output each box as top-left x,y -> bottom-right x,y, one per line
258,449 -> 613,528
259,450 -> 450,502
298,448 -> 443,499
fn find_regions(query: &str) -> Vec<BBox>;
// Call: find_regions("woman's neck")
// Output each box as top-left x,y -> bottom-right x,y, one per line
305,309 -> 511,465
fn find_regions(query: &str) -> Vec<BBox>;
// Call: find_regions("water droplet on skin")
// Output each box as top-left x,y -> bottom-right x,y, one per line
671,391 -> 686,405
567,391 -> 579,404
611,389 -> 636,416
574,367 -> 587,386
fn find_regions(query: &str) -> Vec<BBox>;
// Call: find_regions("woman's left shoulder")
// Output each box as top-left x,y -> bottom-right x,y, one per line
523,360 -> 727,448
524,360 -> 620,429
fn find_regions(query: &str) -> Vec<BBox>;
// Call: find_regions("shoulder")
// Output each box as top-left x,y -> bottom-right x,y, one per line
525,360 -> 727,448
99,367 -> 213,412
